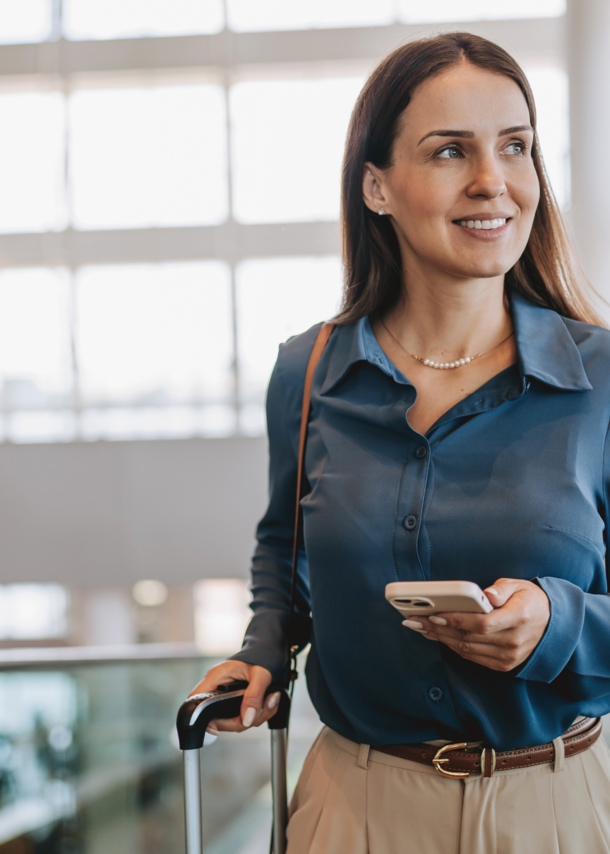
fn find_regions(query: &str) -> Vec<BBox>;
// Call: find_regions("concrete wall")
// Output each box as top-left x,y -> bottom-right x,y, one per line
0,436 -> 268,587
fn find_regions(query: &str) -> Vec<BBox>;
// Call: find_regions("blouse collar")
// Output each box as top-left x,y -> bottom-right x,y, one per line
320,290 -> 592,395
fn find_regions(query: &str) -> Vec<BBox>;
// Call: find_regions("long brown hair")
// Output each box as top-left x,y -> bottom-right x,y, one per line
337,32 -> 603,326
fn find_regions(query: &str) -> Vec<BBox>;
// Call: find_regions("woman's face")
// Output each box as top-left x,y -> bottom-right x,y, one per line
363,63 -> 540,282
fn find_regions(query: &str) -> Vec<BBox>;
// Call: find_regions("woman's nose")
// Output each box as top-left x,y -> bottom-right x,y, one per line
466,157 -> 507,199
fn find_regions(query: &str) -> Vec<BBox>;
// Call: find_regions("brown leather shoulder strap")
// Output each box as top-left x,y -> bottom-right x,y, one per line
288,322 -> 335,657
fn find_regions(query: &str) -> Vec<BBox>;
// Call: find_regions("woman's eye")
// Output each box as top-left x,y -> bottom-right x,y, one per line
504,141 -> 526,155
436,145 -> 462,160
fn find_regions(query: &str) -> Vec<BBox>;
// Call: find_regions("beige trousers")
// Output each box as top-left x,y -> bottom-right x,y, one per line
286,726 -> 610,854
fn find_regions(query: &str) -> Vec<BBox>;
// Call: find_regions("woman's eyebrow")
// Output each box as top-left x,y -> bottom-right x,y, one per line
498,124 -> 533,136
417,124 -> 534,146
417,129 -> 474,145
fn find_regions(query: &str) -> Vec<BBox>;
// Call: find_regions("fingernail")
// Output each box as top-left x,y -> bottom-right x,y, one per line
267,692 -> 281,710
429,616 -> 447,626
403,619 -> 424,629
486,587 -> 498,596
243,707 -> 256,728
422,634 -> 437,641
206,726 -> 219,735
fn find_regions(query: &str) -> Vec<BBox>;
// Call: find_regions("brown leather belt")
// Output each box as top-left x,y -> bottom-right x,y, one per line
375,716 -> 602,779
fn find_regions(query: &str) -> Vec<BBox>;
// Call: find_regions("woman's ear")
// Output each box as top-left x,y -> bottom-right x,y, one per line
362,162 -> 388,215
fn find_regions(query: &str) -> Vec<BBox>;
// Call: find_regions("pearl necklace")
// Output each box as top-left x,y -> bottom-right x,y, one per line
380,320 -> 514,370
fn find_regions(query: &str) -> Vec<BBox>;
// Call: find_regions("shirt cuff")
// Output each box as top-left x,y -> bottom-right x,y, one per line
515,577 -> 586,684
228,611 -> 290,684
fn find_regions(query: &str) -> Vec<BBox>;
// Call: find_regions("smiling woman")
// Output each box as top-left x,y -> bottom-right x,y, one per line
343,36 -> 598,329
192,32 -> 610,854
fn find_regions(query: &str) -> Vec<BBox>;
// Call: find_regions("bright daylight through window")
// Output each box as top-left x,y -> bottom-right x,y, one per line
0,585 -> 69,640
236,257 -> 343,434
69,85 -> 228,230
76,262 -> 234,440
0,0 -> 570,442
0,0 -> 52,44
62,0 -> 224,40
230,77 -> 364,223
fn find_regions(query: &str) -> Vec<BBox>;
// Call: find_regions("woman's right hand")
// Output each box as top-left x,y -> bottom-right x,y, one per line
189,659 -> 279,734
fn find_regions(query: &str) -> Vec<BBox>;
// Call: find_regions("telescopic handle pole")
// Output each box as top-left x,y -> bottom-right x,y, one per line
270,729 -> 288,854
268,689 -> 292,854
176,681 -> 249,854
183,749 -> 203,854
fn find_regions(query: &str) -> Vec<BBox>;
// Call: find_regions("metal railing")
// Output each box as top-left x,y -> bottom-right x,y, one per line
0,641 -> 202,670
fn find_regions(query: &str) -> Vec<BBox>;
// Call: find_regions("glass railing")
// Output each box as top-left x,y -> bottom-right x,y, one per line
0,644 -> 320,854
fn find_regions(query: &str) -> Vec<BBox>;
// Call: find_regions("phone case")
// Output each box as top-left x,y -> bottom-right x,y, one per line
385,580 -> 493,617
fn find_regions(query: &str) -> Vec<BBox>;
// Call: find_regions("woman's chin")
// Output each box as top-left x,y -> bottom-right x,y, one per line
420,243 -> 522,282
438,259 -> 515,281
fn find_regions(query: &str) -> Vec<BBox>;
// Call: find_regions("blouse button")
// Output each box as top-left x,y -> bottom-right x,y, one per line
415,446 -> 428,459
403,515 -> 417,531
428,687 -> 443,702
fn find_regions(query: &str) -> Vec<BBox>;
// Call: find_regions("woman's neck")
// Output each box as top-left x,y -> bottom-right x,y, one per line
383,268 -> 512,363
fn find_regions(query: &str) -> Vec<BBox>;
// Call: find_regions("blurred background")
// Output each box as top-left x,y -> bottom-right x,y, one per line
0,0 -> 607,852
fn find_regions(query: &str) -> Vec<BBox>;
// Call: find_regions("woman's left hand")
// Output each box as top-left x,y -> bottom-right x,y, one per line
404,578 -> 550,672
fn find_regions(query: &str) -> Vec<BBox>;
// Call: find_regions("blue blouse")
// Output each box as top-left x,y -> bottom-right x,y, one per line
232,291 -> 610,751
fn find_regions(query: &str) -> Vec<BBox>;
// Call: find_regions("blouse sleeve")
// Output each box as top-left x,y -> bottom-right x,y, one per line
515,421 -> 610,702
229,332 -> 318,683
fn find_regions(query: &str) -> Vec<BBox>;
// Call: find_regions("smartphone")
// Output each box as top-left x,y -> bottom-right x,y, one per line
385,580 -> 493,618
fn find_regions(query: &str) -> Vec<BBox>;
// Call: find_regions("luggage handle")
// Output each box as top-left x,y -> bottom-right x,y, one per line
176,681 -> 291,750
177,681 -> 291,854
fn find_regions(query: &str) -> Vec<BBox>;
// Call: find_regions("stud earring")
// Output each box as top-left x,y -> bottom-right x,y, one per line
378,208 -> 386,216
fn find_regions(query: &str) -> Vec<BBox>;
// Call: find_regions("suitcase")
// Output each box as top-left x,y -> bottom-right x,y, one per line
176,680 -> 291,854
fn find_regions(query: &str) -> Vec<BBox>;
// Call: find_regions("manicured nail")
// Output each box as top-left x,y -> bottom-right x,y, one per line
429,616 -> 447,626
242,707 -> 256,728
206,726 -> 219,735
422,634 -> 437,641
486,587 -> 498,596
267,692 -> 281,710
403,619 -> 424,630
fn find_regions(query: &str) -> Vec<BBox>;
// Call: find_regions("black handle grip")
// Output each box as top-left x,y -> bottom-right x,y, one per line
176,681 -> 291,749
267,688 -> 291,730
177,690 -> 243,750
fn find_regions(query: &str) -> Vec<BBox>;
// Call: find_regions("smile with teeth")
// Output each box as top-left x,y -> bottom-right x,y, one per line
457,218 -> 508,230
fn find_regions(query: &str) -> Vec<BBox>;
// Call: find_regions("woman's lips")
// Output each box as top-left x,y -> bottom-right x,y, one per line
453,217 -> 512,239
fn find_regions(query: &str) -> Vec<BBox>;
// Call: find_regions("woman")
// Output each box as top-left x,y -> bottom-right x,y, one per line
194,32 -> 610,852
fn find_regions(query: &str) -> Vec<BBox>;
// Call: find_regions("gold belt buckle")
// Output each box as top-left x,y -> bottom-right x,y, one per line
432,742 -> 469,779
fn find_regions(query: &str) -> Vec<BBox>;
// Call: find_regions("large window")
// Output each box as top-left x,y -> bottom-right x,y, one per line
236,256 -> 343,433
0,1 -> 567,44
0,92 -> 66,233
69,84 -> 228,229
396,0 -> 565,24
226,0 -> 565,31
226,1 -> 395,32
230,77 -> 364,224
63,0 -> 224,40
0,2 -> 570,441
76,262 -> 234,440
0,0 -> 52,44
0,268 -> 72,443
